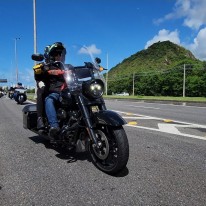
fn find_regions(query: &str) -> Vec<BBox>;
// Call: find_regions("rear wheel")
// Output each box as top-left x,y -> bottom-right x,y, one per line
89,125 -> 129,175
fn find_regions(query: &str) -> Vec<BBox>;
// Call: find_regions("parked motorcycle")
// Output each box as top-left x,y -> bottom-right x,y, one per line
22,46 -> 129,175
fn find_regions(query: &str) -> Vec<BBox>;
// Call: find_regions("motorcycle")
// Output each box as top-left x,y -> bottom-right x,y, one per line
13,87 -> 27,104
22,46 -> 129,175
0,91 -> 3,98
8,87 -> 15,99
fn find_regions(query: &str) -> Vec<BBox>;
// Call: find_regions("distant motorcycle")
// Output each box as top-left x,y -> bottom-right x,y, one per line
22,46 -> 129,175
13,88 -> 27,104
8,87 -> 15,99
0,91 -> 3,98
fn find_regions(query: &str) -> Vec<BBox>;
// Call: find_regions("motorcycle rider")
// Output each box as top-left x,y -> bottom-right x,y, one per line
44,42 -> 67,141
33,45 -> 50,131
33,42 -> 67,142
13,82 -> 26,103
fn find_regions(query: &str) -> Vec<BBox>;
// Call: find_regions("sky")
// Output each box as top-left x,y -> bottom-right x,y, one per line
0,0 -> 206,88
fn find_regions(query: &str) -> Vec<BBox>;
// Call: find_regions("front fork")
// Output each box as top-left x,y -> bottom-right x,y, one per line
77,95 -> 105,148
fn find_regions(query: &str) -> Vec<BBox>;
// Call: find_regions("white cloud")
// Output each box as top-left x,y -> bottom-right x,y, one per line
145,28 -> 206,61
186,27 -> 206,60
155,0 -> 206,30
151,0 -> 206,60
19,68 -> 35,86
145,29 -> 180,49
78,44 -> 101,55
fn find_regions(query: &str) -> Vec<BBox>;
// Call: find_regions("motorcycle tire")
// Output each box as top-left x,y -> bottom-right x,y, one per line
18,95 -> 27,105
89,125 -> 129,175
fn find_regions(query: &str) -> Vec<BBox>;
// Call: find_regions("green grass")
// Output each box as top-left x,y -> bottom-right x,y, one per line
27,93 -> 36,101
104,95 -> 206,102
27,93 -> 206,102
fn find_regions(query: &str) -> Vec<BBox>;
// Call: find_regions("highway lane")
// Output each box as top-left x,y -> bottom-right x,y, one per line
104,99 -> 206,141
0,97 -> 206,206
105,99 -> 206,125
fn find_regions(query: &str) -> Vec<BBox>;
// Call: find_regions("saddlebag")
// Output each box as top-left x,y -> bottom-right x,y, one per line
22,104 -> 37,129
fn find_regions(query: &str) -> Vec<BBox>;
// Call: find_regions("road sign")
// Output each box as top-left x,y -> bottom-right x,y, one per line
0,79 -> 7,83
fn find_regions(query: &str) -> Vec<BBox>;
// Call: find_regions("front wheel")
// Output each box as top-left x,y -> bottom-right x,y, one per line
17,94 -> 27,104
89,125 -> 129,175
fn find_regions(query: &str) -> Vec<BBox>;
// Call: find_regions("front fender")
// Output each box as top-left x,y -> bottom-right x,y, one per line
94,110 -> 127,126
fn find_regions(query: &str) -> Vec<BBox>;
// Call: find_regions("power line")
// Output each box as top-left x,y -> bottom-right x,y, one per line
107,65 -> 205,81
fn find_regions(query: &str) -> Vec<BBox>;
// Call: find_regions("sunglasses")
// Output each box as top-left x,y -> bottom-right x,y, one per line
53,49 -> 66,56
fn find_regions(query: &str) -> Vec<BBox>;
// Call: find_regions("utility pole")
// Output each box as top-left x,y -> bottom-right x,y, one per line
33,0 -> 37,99
14,37 -> 20,85
33,0 -> 37,54
183,64 -> 186,97
105,53 -> 108,96
132,72 -> 135,96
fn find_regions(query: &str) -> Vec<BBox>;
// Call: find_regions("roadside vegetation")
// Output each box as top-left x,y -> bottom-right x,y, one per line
107,41 -> 206,97
104,95 -> 206,102
26,93 -> 206,103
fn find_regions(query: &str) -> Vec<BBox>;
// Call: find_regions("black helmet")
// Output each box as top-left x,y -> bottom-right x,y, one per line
48,42 -> 66,57
44,45 -> 51,60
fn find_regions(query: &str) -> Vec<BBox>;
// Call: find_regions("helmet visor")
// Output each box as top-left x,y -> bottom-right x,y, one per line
53,49 -> 66,63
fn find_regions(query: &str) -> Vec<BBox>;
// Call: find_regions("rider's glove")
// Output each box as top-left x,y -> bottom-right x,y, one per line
38,81 -> 45,88
33,63 -> 44,74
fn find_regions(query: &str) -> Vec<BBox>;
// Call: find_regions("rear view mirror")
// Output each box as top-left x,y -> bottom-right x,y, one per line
31,54 -> 44,61
95,57 -> 101,64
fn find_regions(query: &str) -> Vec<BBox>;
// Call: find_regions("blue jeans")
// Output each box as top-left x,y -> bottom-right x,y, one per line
45,93 -> 60,128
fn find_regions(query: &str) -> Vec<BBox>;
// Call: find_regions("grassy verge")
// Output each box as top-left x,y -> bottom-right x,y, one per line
27,93 -> 36,101
27,93 -> 206,103
103,95 -> 206,102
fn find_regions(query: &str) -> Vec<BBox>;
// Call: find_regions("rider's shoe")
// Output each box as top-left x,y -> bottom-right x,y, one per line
37,117 -> 45,130
49,127 -> 60,136
49,127 -> 60,143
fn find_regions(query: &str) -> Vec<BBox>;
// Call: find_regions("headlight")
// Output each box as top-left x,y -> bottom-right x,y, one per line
83,80 -> 104,99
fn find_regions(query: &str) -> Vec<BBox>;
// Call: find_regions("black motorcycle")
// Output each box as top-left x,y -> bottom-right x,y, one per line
13,87 -> 27,104
0,91 -> 3,98
22,46 -> 129,175
8,87 -> 15,99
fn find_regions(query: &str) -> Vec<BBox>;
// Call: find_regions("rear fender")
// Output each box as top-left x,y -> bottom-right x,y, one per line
94,110 -> 126,126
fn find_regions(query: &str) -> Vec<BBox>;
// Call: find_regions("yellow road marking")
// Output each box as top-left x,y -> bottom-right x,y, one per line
128,121 -> 138,125
126,113 -> 133,116
163,119 -> 173,123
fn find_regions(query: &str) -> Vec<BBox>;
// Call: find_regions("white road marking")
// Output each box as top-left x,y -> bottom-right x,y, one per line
128,105 -> 160,109
113,110 -> 206,141
126,124 -> 206,141
109,100 -> 206,109
113,110 -> 206,127
158,123 -> 181,135
26,100 -> 35,104
122,116 -> 156,119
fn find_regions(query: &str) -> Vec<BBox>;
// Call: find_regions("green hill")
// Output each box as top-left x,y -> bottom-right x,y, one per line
107,41 -> 206,97
109,41 -> 203,78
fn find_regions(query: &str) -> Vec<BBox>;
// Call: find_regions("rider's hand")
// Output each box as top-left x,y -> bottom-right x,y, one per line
38,81 -> 45,89
33,63 -> 45,74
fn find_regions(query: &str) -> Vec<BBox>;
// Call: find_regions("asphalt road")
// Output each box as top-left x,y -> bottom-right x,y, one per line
105,99 -> 206,125
0,96 -> 206,206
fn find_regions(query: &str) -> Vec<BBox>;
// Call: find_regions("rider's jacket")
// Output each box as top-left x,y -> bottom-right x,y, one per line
33,62 -> 66,93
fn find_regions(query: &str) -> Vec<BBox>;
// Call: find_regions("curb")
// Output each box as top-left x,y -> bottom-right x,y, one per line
104,98 -> 206,107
